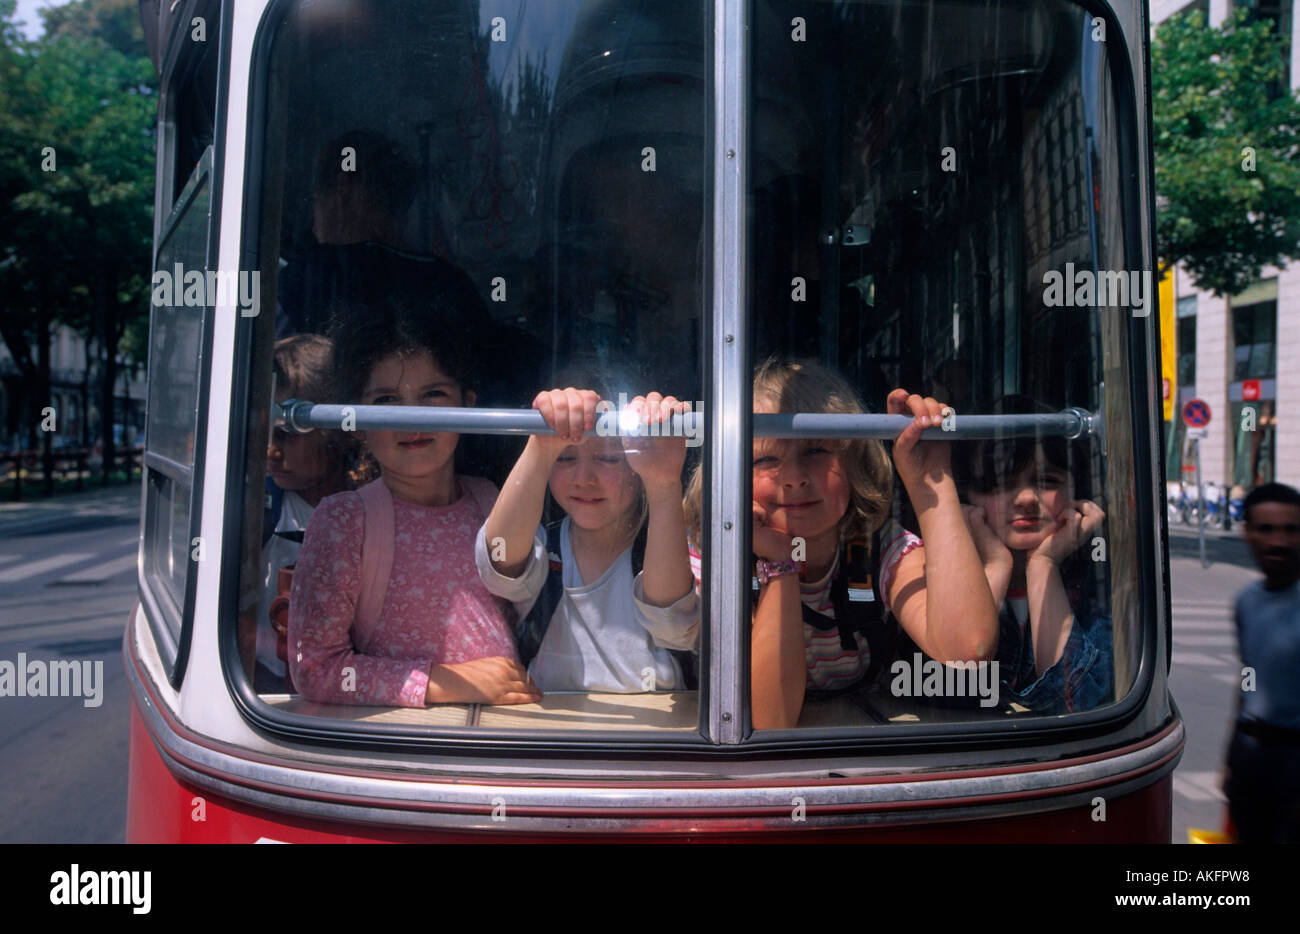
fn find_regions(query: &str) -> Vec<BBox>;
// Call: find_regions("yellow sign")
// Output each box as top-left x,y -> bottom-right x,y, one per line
1159,266 -> 1175,422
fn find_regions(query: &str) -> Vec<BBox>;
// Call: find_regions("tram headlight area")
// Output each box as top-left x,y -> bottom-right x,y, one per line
277,399 -> 1099,442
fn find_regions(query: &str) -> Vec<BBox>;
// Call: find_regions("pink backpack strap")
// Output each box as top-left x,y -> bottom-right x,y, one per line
356,479 -> 395,633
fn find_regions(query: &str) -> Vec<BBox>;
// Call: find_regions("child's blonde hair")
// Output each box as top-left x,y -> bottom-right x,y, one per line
684,357 -> 893,544
547,362 -> 649,537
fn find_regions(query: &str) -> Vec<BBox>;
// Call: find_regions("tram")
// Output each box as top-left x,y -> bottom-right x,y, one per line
127,0 -> 1180,841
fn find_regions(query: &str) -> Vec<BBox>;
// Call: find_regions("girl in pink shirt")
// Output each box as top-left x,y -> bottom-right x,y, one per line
288,303 -> 541,707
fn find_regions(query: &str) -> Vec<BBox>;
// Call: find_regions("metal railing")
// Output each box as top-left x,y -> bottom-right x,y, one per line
278,400 -> 1099,441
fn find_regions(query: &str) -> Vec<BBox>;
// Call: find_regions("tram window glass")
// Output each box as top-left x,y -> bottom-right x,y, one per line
160,1 -> 219,213
237,0 -> 707,733
746,0 -> 1142,730
144,152 -> 210,638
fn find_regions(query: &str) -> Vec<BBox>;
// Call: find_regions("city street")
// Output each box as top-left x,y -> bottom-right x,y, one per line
0,485 -> 139,843
1166,526 -> 1259,842
0,485 -> 1274,843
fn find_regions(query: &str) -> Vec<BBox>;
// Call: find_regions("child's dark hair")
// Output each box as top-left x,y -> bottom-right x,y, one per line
328,291 -> 480,405
952,395 -> 1093,501
954,395 -> 1103,610
327,291 -> 481,484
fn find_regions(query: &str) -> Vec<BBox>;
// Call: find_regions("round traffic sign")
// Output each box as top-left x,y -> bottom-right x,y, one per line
1182,398 -> 1211,428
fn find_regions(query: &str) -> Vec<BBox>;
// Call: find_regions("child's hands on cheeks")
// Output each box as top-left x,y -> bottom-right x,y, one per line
1028,500 -> 1105,567
533,387 -> 601,456
753,500 -> 797,562
427,656 -> 542,705
887,389 -> 952,491
963,504 -> 1013,606
621,393 -> 689,493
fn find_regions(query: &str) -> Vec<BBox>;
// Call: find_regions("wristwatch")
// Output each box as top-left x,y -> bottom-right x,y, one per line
755,558 -> 799,585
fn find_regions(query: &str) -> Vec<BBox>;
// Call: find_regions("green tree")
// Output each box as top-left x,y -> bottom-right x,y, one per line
1153,8 -> 1300,297
0,0 -> 155,490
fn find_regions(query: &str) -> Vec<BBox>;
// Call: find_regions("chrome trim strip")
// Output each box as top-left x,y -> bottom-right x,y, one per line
710,0 -> 747,744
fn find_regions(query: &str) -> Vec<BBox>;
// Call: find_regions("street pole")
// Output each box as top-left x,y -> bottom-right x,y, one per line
1195,438 -> 1207,568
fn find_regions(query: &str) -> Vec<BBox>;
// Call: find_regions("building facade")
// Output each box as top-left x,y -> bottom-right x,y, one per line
1154,0 -> 1300,489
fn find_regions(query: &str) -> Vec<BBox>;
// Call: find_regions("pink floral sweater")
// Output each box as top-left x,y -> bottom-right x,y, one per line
288,477 -> 519,707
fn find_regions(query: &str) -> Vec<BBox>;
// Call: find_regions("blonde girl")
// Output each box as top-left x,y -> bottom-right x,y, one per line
477,376 -> 700,693
686,359 -> 998,728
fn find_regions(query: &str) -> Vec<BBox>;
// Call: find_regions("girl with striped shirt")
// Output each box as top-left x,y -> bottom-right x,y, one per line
686,359 -> 999,729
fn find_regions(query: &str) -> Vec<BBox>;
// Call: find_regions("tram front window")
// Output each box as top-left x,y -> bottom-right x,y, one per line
235,0 -> 1145,739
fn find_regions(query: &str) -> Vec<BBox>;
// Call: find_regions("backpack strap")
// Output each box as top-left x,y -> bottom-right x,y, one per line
515,521 -> 565,666
630,523 -> 649,575
263,477 -> 285,546
806,527 -> 894,687
356,479 -> 395,633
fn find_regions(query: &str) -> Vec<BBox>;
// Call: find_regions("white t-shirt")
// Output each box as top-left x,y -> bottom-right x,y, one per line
256,489 -> 315,677
475,518 -> 700,693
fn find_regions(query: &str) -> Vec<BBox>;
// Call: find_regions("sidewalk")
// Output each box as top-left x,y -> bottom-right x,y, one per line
1167,523 -> 1254,569
0,482 -> 142,536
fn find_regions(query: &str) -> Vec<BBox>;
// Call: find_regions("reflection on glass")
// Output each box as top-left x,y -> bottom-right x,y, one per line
747,0 -> 1137,728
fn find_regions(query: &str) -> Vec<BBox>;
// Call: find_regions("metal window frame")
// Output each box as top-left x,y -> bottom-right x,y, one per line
141,145 -> 214,686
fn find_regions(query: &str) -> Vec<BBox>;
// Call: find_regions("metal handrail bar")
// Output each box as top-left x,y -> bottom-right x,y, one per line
279,400 -> 1097,440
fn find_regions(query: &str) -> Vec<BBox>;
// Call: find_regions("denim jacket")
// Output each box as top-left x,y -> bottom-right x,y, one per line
996,600 -> 1114,714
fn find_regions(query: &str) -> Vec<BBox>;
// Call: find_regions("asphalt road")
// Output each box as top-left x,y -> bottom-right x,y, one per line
1166,525 -> 1259,843
0,486 -> 138,843
0,487 -> 1270,843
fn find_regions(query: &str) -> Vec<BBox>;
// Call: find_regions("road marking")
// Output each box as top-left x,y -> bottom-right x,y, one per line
0,553 -> 94,583
1171,651 -> 1232,667
1172,619 -> 1233,631
1173,771 -> 1226,803
1172,634 -> 1237,648
52,553 -> 138,585
1171,604 -> 1232,616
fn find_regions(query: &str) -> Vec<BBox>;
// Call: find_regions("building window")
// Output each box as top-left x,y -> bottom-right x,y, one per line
1176,295 -> 1197,389
1231,299 -> 1277,381
1237,0 -> 1294,95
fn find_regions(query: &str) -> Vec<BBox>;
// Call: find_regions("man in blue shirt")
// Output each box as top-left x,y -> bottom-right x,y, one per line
1225,482 -> 1300,843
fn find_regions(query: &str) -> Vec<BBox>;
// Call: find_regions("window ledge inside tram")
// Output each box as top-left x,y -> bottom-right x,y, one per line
260,691 -> 700,731
258,689 -> 1041,732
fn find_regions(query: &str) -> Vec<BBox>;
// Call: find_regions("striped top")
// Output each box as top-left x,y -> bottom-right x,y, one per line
689,518 -> 921,692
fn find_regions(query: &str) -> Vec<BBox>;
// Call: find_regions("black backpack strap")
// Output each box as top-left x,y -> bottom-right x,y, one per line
825,528 -> 897,685
262,477 -> 284,546
515,522 -> 565,667
630,523 -> 649,575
